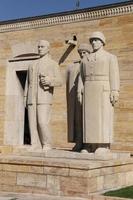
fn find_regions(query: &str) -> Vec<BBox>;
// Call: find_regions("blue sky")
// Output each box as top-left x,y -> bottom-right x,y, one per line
0,0 -> 130,21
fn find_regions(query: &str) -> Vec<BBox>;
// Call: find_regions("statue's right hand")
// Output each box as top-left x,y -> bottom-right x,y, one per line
40,75 -> 51,86
40,76 -> 46,86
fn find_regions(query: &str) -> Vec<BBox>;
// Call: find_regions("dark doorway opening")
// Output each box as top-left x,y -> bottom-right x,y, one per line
16,70 -> 31,145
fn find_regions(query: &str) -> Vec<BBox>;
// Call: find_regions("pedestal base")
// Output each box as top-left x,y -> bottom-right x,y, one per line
0,149 -> 133,198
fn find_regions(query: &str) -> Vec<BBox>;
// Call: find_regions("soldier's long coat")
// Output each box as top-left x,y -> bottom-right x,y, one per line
81,49 -> 119,143
66,61 -> 83,142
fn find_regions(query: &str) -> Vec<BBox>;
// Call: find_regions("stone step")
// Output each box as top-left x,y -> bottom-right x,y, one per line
0,193 -> 89,200
12,146 -> 131,161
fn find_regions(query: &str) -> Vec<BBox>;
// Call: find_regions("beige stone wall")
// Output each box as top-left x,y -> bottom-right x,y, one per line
0,13 -> 132,149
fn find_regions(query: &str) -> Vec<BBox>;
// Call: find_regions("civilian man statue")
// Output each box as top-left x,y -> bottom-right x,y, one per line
81,32 -> 120,152
24,40 -> 62,151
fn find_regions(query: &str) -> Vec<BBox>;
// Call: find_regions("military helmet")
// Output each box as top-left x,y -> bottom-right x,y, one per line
89,31 -> 106,46
78,43 -> 91,53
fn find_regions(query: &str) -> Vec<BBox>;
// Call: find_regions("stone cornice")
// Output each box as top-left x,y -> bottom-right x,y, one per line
0,2 -> 132,33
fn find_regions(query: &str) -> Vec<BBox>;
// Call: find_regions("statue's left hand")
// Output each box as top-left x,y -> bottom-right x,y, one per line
110,91 -> 119,106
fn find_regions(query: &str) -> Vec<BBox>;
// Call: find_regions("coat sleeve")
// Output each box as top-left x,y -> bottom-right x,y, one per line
66,65 -> 71,101
109,54 -> 120,92
77,63 -> 84,94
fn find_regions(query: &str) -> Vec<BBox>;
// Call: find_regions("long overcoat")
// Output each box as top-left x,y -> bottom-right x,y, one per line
66,61 -> 83,142
81,49 -> 119,144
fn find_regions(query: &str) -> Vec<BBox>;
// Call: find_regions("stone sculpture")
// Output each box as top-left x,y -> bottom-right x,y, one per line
80,32 -> 120,152
66,43 -> 91,152
24,40 -> 62,150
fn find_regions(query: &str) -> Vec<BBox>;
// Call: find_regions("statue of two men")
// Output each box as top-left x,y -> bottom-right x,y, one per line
67,31 -> 120,152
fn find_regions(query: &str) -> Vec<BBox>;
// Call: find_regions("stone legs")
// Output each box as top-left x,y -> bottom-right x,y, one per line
37,104 -> 52,149
28,104 -> 52,150
28,105 -> 41,148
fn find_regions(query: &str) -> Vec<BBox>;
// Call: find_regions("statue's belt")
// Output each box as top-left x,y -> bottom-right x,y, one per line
85,75 -> 109,81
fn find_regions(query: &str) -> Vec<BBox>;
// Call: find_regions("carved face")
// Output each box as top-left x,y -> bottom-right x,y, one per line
38,40 -> 49,57
78,50 -> 88,59
90,38 -> 103,51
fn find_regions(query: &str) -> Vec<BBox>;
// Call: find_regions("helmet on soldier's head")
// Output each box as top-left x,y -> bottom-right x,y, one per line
78,43 -> 91,53
89,32 -> 106,46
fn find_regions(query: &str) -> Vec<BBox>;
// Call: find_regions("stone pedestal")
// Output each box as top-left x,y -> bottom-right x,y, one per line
0,150 -> 133,198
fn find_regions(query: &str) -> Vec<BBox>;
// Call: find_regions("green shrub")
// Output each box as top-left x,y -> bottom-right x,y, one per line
104,186 -> 133,199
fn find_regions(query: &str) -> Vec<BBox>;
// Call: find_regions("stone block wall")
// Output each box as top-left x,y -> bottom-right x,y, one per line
0,2 -> 132,150
0,155 -> 133,197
